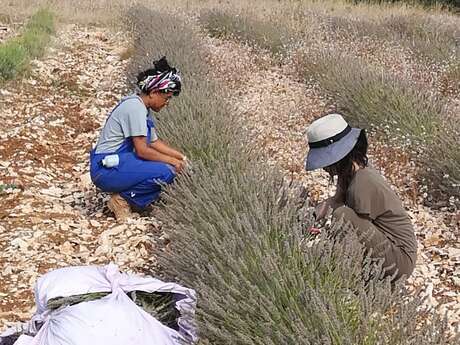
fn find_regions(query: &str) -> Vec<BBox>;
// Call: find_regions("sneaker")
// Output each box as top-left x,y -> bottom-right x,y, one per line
107,193 -> 132,221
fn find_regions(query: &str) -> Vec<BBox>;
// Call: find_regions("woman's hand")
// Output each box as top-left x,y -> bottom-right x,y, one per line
315,198 -> 332,220
172,159 -> 185,173
314,197 -> 342,220
151,140 -> 185,161
315,183 -> 347,220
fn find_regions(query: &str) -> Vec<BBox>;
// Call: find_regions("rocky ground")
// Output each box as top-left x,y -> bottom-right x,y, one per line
0,18 -> 459,340
204,36 -> 460,337
0,25 -> 166,329
0,21 -> 17,43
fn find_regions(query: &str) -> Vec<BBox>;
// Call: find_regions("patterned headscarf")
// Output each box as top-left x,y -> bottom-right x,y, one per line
137,69 -> 182,96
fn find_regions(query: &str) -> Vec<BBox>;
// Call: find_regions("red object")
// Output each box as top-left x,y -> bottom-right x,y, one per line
307,226 -> 321,235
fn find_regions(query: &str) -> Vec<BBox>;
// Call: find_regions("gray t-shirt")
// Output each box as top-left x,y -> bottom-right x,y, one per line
346,167 -> 417,261
95,95 -> 158,154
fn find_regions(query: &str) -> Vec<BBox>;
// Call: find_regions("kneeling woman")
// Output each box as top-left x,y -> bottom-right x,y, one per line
90,57 -> 186,221
305,113 -> 417,281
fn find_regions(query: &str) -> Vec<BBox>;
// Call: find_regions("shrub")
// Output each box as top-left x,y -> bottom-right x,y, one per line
347,0 -> 460,10
293,48 -> 460,197
126,7 -> 237,169
296,50 -> 443,138
126,5 -> 454,344
322,13 -> 459,62
374,15 -> 456,62
199,10 -> 291,56
199,7 -> 460,199
0,42 -> 27,80
0,8 -> 54,81
23,8 -> 54,35
198,4 -> 459,63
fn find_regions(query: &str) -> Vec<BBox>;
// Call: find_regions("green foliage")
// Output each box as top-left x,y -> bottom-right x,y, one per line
0,8 -> 54,81
47,292 -> 111,310
0,183 -> 19,193
47,291 -> 178,328
130,291 -> 179,329
126,5 -> 454,344
0,42 -> 27,80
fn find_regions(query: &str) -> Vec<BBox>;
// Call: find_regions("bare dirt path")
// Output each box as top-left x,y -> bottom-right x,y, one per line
0,25 -> 165,329
204,36 -> 460,336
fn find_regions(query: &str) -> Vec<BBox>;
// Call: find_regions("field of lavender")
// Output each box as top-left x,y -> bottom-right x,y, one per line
199,2 -> 460,200
127,3 -> 458,344
0,0 -> 459,344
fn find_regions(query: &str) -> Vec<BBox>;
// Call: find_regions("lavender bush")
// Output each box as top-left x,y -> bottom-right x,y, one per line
125,5 -> 454,344
199,8 -> 460,200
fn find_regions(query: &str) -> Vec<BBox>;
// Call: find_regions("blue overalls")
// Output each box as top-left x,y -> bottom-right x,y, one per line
90,96 -> 176,209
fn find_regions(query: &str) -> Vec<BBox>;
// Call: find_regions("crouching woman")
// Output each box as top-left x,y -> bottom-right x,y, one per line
90,57 -> 186,221
305,113 -> 417,281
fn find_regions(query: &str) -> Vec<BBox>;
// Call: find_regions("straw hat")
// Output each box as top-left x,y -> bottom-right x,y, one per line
305,113 -> 362,171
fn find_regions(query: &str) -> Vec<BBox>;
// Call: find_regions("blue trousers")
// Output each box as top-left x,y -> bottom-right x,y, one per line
90,151 -> 176,208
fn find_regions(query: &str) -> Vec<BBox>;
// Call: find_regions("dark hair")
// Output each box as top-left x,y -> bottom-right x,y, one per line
136,56 -> 180,94
329,129 -> 368,192
137,56 -> 171,82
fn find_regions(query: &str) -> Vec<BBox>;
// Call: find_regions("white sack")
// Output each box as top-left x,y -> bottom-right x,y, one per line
11,335 -> 33,345
30,289 -> 181,345
13,263 -> 197,345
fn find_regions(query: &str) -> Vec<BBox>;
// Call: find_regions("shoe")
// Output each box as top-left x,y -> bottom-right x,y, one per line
107,193 -> 132,221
